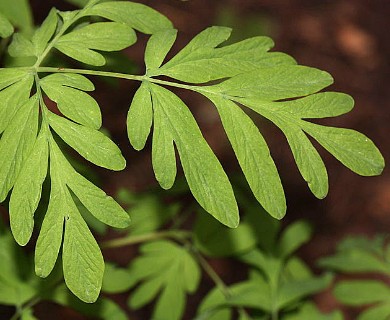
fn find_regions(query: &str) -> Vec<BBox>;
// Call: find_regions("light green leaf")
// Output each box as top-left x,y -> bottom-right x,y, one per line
237,99 -> 329,198
277,273 -> 333,309
280,92 -> 354,119
283,302 -> 344,320
150,83 -> 239,227
278,220 -> 312,257
51,284 -> 128,320
0,0 -> 33,34
66,170 -> 130,228
318,250 -> 389,275
40,73 -> 95,91
48,112 -> 126,170
210,65 -> 333,100
197,287 -> 231,320
154,276 -> 186,320
34,182 -> 65,278
8,33 -> 34,57
0,68 -> 31,90
0,229 -> 37,306
209,95 -> 286,219
125,192 -> 179,235
0,12 -> 13,38
127,240 -> 200,320
55,22 -> 136,66
127,82 -> 153,150
102,263 -> 135,294
32,8 -> 58,56
84,1 -> 173,34
0,74 -> 34,133
9,127 -> 49,246
151,92 -> 177,189
20,308 -> 39,320
302,122 -> 385,176
359,303 -> 390,320
227,278 -> 272,311
41,74 -> 101,129
156,27 -> 295,83
63,193 -> 104,303
145,29 -> 177,71
194,211 -> 258,257
334,281 -> 390,305
0,96 -> 38,201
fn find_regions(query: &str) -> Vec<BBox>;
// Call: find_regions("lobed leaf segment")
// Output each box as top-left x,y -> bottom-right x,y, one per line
0,0 -> 384,302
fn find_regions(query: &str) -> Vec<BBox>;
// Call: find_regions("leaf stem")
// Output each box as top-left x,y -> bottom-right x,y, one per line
35,67 -> 222,96
193,249 -> 253,319
101,229 -> 192,248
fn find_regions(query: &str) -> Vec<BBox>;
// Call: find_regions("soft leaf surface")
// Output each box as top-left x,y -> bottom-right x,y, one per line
9,127 -> 49,246
41,74 -> 102,129
55,22 -> 136,66
84,1 -> 173,34
150,83 -> 239,227
0,96 -> 38,201
127,82 -> 153,150
48,112 -> 126,170
127,240 -> 201,320
209,95 -> 286,219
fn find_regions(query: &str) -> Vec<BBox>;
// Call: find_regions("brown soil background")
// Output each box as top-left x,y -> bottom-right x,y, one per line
2,0 -> 390,319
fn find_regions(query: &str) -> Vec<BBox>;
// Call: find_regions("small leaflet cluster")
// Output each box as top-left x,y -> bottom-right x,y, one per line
0,0 -> 385,303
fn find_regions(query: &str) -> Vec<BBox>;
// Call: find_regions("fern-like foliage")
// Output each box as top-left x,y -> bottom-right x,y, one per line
0,0 -> 384,302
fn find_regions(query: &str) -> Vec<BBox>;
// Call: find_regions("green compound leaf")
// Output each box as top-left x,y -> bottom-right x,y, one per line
48,112 -> 126,170
0,12 -> 14,38
9,127 -> 49,246
150,26 -> 295,83
149,83 -> 239,228
127,240 -> 201,320
35,140 -> 121,303
41,73 -> 102,129
83,1 -> 173,34
55,22 -> 136,66
0,96 -> 38,201
127,82 -> 153,150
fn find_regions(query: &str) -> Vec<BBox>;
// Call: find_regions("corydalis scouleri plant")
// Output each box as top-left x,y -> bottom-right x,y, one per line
0,0 -> 384,302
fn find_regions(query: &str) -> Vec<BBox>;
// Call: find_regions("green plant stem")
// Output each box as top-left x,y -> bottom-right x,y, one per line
101,229 -> 192,248
193,250 -> 252,319
10,296 -> 41,320
35,67 -> 223,97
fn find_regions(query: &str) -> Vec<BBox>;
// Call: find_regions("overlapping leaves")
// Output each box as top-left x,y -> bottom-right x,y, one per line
128,26 -> 384,225
0,0 -> 385,306
197,219 -> 333,319
126,240 -> 201,320
319,235 -> 390,320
